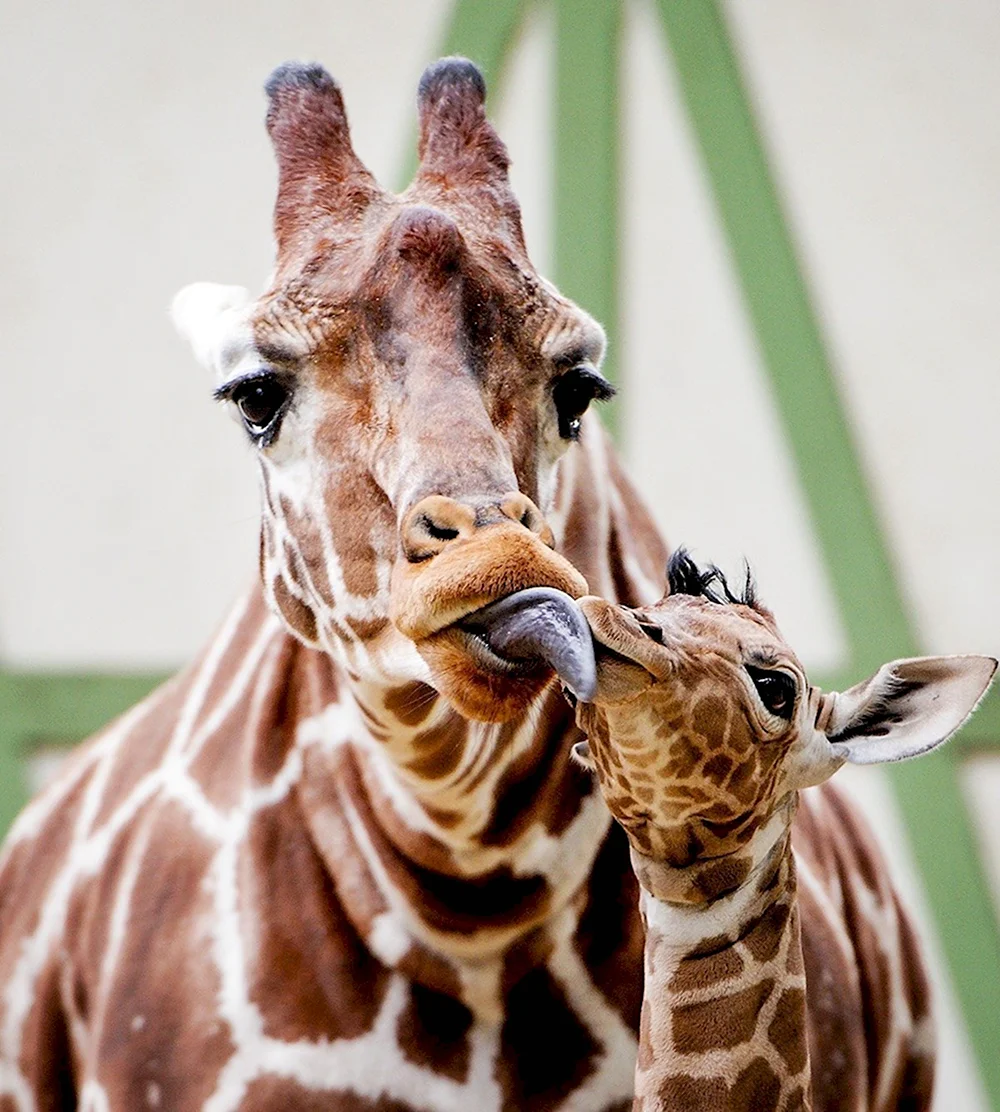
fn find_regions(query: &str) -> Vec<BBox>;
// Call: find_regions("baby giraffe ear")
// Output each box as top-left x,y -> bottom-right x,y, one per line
825,655 -> 996,765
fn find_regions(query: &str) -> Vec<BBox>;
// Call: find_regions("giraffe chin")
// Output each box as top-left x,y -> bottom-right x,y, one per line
416,628 -> 556,722
419,587 -> 599,722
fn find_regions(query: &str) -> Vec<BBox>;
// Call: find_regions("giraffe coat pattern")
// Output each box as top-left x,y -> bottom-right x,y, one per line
0,59 -> 969,1112
568,558 -> 994,1110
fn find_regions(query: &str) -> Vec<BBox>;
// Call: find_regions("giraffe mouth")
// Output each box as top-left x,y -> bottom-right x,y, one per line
457,587 -> 598,701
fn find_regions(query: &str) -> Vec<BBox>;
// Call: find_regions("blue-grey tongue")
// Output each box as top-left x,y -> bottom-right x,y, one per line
461,587 -> 597,701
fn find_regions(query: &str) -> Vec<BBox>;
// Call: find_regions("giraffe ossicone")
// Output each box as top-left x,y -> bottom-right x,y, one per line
0,53 -> 966,1112
517,548 -> 995,1110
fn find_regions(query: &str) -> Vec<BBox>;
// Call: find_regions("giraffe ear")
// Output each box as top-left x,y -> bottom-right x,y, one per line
824,655 -> 996,765
171,283 -> 252,378
570,740 -> 595,770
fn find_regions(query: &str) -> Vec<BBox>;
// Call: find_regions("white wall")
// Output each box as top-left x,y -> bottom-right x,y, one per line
1,2 -> 997,1107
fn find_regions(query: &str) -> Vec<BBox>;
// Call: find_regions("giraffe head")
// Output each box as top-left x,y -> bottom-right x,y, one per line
171,59 -> 609,721
543,550 -> 995,902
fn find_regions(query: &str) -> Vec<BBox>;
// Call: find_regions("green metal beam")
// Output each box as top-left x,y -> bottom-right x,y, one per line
655,0 -> 912,674
654,2 -> 1000,1102
436,0 -> 530,84
397,0 -> 531,189
554,0 -> 623,408
0,671 -> 166,833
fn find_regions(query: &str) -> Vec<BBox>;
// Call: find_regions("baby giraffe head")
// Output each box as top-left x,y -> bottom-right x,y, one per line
566,549 -> 995,904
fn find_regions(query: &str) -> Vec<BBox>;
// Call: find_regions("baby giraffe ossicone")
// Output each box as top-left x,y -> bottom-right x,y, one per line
474,550 -> 995,1112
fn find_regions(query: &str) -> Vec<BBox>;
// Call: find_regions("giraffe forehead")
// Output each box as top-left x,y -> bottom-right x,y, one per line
651,597 -> 781,651
247,202 -> 599,377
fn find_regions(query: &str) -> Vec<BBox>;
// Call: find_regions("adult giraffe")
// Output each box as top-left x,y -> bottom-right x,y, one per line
0,57 -> 887,1112
0,57 -> 664,1111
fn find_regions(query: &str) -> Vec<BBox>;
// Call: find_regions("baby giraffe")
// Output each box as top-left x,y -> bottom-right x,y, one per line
551,551 -> 993,1112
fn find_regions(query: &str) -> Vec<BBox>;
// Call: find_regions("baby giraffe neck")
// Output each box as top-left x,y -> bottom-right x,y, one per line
633,820 -> 812,1112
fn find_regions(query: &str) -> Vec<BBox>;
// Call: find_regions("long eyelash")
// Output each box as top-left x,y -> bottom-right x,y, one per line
213,370 -> 277,402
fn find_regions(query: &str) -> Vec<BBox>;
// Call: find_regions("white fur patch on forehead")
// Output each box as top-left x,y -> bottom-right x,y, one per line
171,282 -> 256,379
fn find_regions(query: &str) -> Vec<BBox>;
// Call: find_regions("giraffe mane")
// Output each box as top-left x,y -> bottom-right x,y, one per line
664,546 -> 759,609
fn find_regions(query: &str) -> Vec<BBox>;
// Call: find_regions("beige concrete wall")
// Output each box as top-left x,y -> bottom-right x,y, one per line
1,1 -> 997,1107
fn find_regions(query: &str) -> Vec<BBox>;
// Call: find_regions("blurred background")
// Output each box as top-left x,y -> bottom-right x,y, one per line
1,0 -> 998,1106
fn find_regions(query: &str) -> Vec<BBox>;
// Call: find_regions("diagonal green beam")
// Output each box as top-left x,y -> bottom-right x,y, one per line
655,0 -> 911,675
654,2 -> 1000,1104
554,0 -> 623,413
436,0 -> 530,85
398,0 -> 531,189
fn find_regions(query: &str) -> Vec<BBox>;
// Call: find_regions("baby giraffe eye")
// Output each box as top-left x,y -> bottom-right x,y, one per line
746,665 -> 796,720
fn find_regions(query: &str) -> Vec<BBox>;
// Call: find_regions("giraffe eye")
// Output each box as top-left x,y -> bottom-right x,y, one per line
552,366 -> 616,440
746,666 -> 796,719
217,373 -> 292,444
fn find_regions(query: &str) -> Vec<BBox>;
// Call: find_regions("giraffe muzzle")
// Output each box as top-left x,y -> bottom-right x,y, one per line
458,587 -> 598,701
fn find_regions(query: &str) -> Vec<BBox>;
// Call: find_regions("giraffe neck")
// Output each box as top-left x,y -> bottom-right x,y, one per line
633,810 -> 812,1112
296,424 -> 668,1017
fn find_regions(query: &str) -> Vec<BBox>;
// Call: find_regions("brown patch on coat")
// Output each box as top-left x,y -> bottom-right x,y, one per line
397,980 -> 472,1082
743,900 -> 792,964
251,639 -> 311,786
796,870 -> 868,1106
272,573 -> 319,644
573,824 -> 644,1032
383,682 -> 439,727
671,977 -> 774,1054
728,1057 -> 782,1109
17,958 -> 76,1105
768,987 -> 809,1073
185,633 -> 302,810
0,757 -> 94,979
650,1074 -> 727,1111
335,744 -> 550,934
668,946 -> 744,993
182,588 -> 277,752
497,966 -> 600,1111
241,1079 -> 414,1110
405,712 -> 468,779
353,748 -> 460,876
481,686 -> 585,845
245,797 -> 389,1041
782,1084 -> 809,1111
91,680 -> 186,829
500,925 -> 556,998
92,802 -> 236,1111
692,854 -> 752,901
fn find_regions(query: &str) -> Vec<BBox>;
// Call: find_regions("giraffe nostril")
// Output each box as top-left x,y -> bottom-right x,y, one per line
499,492 -> 554,546
401,492 -> 555,563
420,516 -> 460,543
401,495 -> 478,562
